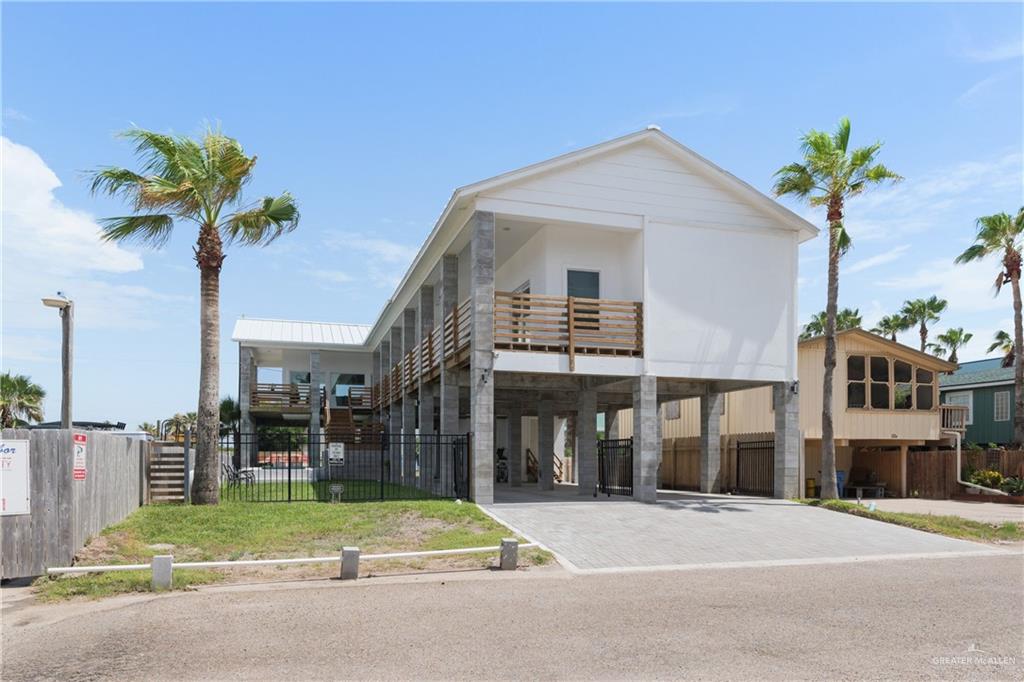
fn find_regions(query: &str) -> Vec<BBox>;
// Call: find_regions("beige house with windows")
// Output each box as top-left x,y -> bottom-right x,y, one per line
619,329 -> 965,497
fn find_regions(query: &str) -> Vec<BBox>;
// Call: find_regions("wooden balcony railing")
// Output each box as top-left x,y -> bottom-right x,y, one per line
347,386 -> 373,410
494,291 -> 643,370
250,383 -> 327,412
940,404 -> 970,434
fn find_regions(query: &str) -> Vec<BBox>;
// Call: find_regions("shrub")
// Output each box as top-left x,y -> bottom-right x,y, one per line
1000,477 -> 1024,496
969,469 -> 1004,489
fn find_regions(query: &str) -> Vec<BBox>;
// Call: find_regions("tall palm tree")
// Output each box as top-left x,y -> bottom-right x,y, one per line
774,117 -> 902,499
800,308 -> 862,340
165,413 -> 188,441
0,372 -> 46,428
138,422 -> 159,437
89,127 -> 299,504
931,328 -> 973,364
219,396 -> 240,435
988,330 -> 1015,368
871,314 -> 910,342
901,296 -> 948,353
956,208 -> 1024,444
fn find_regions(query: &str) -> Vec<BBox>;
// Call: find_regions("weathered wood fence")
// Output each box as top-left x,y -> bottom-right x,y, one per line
907,449 -> 1024,499
658,432 -> 774,492
1,429 -> 149,579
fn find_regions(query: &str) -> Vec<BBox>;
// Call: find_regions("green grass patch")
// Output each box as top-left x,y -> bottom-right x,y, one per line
35,498 -> 550,601
799,498 -> 1024,543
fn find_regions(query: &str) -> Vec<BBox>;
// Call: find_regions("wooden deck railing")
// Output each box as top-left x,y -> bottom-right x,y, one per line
347,386 -> 373,410
939,404 -> 970,434
372,292 -> 643,407
494,291 -> 643,370
250,383 -> 328,414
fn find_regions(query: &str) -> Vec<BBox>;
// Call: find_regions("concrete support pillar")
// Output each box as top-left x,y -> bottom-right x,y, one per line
371,346 -> 380,422
469,211 -> 495,504
389,327 -> 403,482
402,309 -> 417,485
378,340 -> 389,425
700,392 -> 723,493
606,409 -> 619,440
238,346 -> 254,467
577,389 -> 597,495
309,350 -> 322,469
438,254 -> 459,493
773,381 -> 800,499
508,407 -> 522,487
418,287 -> 435,491
632,375 -> 659,503
538,398 -> 554,491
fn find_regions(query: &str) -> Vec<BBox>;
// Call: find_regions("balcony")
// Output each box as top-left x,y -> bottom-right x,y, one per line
939,404 -> 969,435
372,293 -> 643,407
250,383 -> 326,414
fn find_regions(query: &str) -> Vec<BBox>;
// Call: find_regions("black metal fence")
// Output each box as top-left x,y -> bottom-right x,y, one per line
735,439 -> 774,496
597,437 -> 633,497
219,430 -> 469,502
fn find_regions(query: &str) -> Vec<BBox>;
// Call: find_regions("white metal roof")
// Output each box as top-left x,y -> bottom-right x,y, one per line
232,318 -> 371,348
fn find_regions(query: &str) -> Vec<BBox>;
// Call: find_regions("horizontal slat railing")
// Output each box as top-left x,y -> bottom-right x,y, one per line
940,404 -> 969,434
251,383 -> 313,410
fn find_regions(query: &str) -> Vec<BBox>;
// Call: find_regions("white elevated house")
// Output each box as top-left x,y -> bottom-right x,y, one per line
232,127 -> 818,504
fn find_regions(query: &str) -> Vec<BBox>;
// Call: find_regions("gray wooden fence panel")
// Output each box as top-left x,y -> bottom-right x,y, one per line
1,429 -> 148,579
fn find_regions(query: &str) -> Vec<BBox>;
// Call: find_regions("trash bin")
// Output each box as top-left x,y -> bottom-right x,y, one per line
805,477 -> 816,498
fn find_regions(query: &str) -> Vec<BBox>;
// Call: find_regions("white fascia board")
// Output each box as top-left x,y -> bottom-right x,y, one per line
940,380 -> 1014,392
475,196 -> 643,230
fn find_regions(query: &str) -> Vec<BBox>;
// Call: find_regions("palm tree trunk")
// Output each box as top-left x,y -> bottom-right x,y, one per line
820,218 -> 841,500
1012,273 -> 1024,446
919,321 -> 927,353
191,224 -> 224,504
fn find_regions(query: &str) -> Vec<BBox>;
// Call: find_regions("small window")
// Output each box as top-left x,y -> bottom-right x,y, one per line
916,368 -> 933,384
894,383 -> 913,410
848,382 -> 866,409
870,356 -> 889,383
893,360 -> 912,383
916,386 -> 934,410
994,391 -> 1011,422
848,355 -> 866,381
870,382 -> 890,409
290,371 -> 311,385
665,401 -> 681,420
567,270 -> 600,299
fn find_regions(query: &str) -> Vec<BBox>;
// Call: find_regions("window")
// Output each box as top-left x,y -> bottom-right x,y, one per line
665,401 -> 681,420
289,371 -> 310,385
847,354 -> 935,411
567,270 -> 600,299
331,373 -> 366,407
994,391 -> 1011,422
944,391 -> 973,425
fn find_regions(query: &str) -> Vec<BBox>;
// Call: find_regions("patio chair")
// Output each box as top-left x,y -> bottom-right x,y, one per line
221,461 -> 256,486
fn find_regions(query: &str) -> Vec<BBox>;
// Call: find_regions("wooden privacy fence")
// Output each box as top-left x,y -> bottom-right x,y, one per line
1,429 -> 149,579
907,449 -> 1024,499
659,433 -> 774,492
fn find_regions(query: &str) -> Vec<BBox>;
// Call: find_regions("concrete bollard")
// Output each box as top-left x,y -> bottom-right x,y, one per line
152,555 -> 173,590
499,539 -> 518,571
340,546 -> 360,580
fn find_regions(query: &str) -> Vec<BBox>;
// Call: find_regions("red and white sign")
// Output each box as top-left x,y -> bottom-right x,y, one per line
73,432 -> 87,481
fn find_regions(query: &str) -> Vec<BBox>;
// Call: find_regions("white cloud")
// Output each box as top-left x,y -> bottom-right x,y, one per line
845,245 -> 911,275
312,269 -> 354,284
961,39 -> 1024,63
1,137 -> 183,331
879,257 -> 1005,313
323,231 -> 419,264
957,72 -> 1009,105
3,107 -> 30,122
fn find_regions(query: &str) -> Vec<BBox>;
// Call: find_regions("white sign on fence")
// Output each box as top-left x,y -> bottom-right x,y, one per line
73,432 -> 88,481
0,439 -> 31,516
328,442 -> 345,464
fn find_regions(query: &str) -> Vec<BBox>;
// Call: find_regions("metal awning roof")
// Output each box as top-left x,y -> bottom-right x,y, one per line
232,318 -> 371,348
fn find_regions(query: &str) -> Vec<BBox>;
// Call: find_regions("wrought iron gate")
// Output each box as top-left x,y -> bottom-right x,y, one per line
220,430 -> 469,502
735,439 -> 774,496
597,437 -> 633,497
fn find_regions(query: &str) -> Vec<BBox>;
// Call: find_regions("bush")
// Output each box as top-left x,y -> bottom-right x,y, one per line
969,469 -> 1004,489
1000,477 -> 1024,496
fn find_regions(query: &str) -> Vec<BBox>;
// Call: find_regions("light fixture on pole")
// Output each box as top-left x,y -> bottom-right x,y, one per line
41,292 -> 73,430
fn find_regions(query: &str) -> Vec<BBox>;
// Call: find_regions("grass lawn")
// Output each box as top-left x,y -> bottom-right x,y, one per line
219,480 -> 441,502
36,499 -> 550,602
800,498 -> 1024,543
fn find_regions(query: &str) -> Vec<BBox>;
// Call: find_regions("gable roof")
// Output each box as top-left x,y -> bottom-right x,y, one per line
940,358 -> 1014,389
799,328 -> 957,372
232,318 -> 370,349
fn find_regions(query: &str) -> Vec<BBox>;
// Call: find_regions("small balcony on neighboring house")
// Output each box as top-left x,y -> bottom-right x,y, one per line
939,403 -> 970,436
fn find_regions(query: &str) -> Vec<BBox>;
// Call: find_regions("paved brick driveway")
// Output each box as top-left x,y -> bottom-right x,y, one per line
483,486 -> 1009,572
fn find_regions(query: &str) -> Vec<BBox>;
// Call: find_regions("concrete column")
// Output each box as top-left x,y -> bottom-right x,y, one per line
371,346 -> 380,422
632,375 -> 658,503
438,255 -> 459,494
238,346 -> 254,467
577,389 -> 597,495
538,398 -> 554,491
418,287 -> 435,491
389,327 -> 403,482
700,392 -> 723,493
773,381 -> 800,498
378,340 -> 389,425
469,211 -> 495,505
605,409 -> 619,440
402,309 -> 417,485
309,350 -> 322,468
508,407 -> 522,487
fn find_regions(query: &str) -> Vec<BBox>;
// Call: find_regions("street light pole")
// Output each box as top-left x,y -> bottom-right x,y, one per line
42,293 -> 73,429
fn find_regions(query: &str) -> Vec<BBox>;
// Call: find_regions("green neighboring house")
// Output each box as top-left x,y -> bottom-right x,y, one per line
939,358 -> 1014,446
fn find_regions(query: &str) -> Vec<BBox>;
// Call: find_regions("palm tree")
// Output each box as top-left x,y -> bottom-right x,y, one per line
956,208 -> 1024,444
989,330 -> 1015,368
901,296 -> 948,353
89,127 -> 299,504
871,314 -> 910,342
931,328 -> 973,364
800,308 -> 863,340
774,117 -> 901,499
0,372 -> 45,428
138,422 -> 159,437
165,413 -> 188,441
219,396 -> 240,435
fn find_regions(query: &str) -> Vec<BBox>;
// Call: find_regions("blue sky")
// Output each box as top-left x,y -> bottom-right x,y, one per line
2,2 -> 1022,429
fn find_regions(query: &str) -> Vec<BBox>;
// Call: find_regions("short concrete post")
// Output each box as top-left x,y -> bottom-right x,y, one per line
340,546 -> 360,580
499,539 -> 518,570
151,555 -> 173,591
